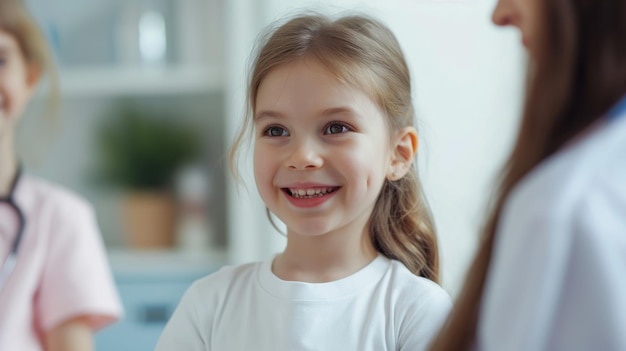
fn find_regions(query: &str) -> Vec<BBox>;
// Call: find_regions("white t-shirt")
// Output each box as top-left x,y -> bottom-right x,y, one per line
0,176 -> 123,351
478,111 -> 626,350
155,254 -> 451,351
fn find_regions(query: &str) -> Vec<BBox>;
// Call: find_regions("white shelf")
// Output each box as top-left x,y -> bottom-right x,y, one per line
42,65 -> 222,98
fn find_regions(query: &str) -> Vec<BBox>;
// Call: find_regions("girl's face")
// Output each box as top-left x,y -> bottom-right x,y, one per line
492,0 -> 541,53
253,59 -> 395,239
0,29 -> 38,137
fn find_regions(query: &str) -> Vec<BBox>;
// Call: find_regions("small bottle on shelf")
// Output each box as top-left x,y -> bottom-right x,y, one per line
174,164 -> 213,254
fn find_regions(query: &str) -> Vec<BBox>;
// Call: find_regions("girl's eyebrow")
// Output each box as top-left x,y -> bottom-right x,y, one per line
320,107 -> 357,117
320,107 -> 365,123
254,110 -> 285,121
254,107 -> 359,121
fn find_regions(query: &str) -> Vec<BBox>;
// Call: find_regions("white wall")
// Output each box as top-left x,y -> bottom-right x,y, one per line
225,0 -> 525,296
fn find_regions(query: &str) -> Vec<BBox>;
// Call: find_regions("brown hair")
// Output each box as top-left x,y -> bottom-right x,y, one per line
430,0 -> 626,349
229,13 -> 440,282
0,0 -> 59,111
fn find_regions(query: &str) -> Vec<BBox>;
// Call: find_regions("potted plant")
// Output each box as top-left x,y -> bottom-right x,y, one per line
96,103 -> 201,249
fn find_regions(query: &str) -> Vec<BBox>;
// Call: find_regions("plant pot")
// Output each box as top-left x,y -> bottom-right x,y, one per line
122,192 -> 175,249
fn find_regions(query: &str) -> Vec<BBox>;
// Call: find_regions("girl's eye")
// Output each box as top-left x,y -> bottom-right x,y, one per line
324,122 -> 350,135
263,126 -> 289,137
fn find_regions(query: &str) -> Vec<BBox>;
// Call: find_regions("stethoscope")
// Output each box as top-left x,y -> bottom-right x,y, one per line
0,165 -> 25,292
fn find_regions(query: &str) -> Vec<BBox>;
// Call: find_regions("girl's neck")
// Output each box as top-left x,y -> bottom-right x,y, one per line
0,135 -> 17,197
273,229 -> 378,283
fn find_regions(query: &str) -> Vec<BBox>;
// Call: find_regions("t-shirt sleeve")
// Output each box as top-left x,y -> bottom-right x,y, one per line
36,196 -> 123,333
155,281 -> 207,351
398,284 -> 452,351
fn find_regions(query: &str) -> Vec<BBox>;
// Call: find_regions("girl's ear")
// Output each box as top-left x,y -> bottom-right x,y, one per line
387,126 -> 418,181
26,62 -> 41,90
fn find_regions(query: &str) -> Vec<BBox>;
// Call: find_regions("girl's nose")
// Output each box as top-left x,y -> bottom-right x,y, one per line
492,0 -> 515,27
286,139 -> 323,170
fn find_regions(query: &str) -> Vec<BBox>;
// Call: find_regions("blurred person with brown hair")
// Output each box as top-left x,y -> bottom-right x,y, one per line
0,1 -> 122,350
429,0 -> 626,350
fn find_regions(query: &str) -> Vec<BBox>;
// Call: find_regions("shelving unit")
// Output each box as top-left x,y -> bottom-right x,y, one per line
22,1 -> 228,349
26,0 -> 227,248
56,65 -> 223,97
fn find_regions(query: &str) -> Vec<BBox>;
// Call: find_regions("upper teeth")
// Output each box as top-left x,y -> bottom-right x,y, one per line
290,188 -> 334,196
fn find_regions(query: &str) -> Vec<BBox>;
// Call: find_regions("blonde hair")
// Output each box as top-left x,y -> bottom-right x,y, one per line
0,0 -> 59,113
230,13 -> 439,282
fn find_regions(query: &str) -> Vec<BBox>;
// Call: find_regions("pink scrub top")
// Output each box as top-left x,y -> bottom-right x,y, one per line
0,175 -> 123,351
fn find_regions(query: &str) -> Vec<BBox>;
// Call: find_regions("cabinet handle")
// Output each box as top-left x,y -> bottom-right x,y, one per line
138,304 -> 171,324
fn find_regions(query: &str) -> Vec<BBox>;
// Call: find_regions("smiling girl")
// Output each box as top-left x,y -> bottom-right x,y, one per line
156,13 -> 451,351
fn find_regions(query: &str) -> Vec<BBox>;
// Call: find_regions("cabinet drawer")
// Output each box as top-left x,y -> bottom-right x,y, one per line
95,272 -> 216,351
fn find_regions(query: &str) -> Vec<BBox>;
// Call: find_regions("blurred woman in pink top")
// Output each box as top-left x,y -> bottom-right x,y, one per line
0,1 -> 123,350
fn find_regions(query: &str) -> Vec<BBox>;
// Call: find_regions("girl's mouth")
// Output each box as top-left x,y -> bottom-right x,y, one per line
283,187 -> 340,199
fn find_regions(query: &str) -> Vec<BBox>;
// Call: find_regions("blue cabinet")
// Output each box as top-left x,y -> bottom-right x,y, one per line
95,250 -> 224,351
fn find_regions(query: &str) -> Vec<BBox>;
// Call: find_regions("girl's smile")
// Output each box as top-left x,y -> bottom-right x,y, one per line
281,184 -> 341,208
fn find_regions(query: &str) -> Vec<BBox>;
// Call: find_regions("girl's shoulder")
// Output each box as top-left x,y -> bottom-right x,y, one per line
187,261 -> 262,298
20,175 -> 93,213
15,176 -> 107,248
383,259 -> 452,347
385,258 -> 451,306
